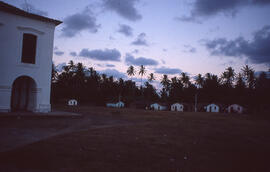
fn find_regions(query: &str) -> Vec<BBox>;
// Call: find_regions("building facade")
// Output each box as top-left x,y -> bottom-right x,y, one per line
0,2 -> 61,112
171,103 -> 184,112
205,104 -> 219,113
106,101 -> 125,108
227,104 -> 244,114
150,103 -> 167,111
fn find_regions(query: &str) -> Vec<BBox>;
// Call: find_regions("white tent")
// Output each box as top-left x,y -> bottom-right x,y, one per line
171,103 -> 184,112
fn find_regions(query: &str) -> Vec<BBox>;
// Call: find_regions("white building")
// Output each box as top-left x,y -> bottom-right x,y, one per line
0,2 -> 61,112
68,99 -> 78,106
106,101 -> 124,108
150,103 -> 167,111
227,104 -> 244,114
171,103 -> 184,112
205,104 -> 219,113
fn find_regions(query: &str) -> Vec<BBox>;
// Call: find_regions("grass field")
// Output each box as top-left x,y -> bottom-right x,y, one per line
0,106 -> 270,172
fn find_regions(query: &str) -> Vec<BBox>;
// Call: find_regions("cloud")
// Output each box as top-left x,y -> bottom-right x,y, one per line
255,71 -> 270,78
102,0 -> 142,21
55,62 -> 66,72
96,64 -> 115,67
54,51 -> 64,56
61,9 -> 100,37
176,0 -> 270,23
183,45 -> 197,53
79,48 -> 121,61
203,25 -> 270,64
21,3 -> 48,16
70,52 -> 77,57
154,67 -> 182,75
99,69 -> 126,78
106,64 -> 115,67
125,53 -> 158,66
130,49 -> 139,54
109,36 -> 115,40
131,33 -> 148,46
130,77 -> 149,84
117,24 -> 133,36
175,16 -> 202,24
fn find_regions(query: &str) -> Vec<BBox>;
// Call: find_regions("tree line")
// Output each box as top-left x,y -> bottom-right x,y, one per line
51,61 -> 270,113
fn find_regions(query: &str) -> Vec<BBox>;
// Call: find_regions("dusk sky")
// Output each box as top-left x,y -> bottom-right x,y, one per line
3,0 -> 270,84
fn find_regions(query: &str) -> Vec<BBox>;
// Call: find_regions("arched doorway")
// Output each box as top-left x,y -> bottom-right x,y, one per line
10,76 -> 37,112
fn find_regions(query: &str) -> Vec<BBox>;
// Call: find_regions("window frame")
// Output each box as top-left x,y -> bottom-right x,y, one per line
21,33 -> 37,64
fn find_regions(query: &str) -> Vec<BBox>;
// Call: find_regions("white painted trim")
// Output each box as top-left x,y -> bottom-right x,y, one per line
16,32 -> 40,68
17,26 -> 44,35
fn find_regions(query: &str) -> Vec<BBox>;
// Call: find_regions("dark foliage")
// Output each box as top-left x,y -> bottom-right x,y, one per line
51,61 -> 270,113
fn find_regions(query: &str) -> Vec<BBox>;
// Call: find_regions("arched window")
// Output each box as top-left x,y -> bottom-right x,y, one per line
21,33 -> 37,64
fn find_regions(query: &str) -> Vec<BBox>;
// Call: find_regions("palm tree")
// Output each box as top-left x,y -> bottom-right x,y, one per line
205,73 -> 211,80
68,60 -> 75,72
139,65 -> 146,87
148,73 -> 155,82
127,65 -> 135,79
101,74 -> 107,83
235,73 -> 245,89
51,63 -> 58,82
89,67 -> 95,77
180,72 -> 190,88
241,65 -> 255,88
161,74 -> 170,91
221,67 -> 235,87
195,74 -> 204,88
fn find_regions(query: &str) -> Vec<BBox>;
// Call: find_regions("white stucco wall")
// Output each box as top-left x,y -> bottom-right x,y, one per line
116,101 -> 124,108
0,11 -> 57,112
68,99 -> 78,106
171,103 -> 183,112
228,104 -> 243,114
206,104 -> 219,113
150,103 -> 167,111
106,101 -> 124,108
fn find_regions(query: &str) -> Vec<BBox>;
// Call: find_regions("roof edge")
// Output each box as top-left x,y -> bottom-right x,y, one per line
0,1 -> 62,26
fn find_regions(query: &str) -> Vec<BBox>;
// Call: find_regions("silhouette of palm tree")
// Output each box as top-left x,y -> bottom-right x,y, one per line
195,74 -> 204,88
127,65 -> 136,79
161,74 -> 170,91
148,73 -> 155,82
180,72 -> 190,88
241,65 -> 255,88
139,65 -> 146,88
221,67 -> 235,87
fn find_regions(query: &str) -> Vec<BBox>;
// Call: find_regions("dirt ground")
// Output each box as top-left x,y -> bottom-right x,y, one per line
0,106 -> 270,172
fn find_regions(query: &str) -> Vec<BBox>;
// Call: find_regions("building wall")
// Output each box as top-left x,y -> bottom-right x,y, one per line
0,11 -> 56,112
228,104 -> 243,113
68,100 -> 78,106
116,102 -> 124,108
206,104 -> 219,113
171,103 -> 183,111
150,103 -> 159,110
106,103 -> 116,108
151,103 -> 166,111
106,102 -> 124,108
